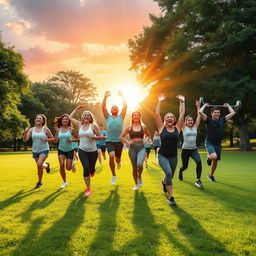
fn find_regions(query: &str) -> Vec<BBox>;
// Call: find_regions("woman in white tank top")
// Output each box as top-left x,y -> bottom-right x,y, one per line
69,106 -> 101,197
178,100 -> 203,188
23,114 -> 54,189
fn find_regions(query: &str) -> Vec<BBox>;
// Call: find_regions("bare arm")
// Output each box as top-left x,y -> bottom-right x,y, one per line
118,91 -> 127,118
44,127 -> 54,143
176,94 -> 185,132
102,91 -> 111,118
224,103 -> 236,121
199,103 -> 209,121
69,128 -> 79,142
54,129 -> 59,143
69,106 -> 84,128
23,127 -> 32,142
156,94 -> 165,133
142,127 -> 151,145
92,124 -> 102,140
120,127 -> 132,145
194,100 -> 201,129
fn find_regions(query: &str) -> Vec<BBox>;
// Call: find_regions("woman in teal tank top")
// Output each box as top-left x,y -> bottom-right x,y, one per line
54,114 -> 79,189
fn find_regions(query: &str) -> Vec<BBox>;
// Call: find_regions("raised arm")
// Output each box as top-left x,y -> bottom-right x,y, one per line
199,103 -> 209,121
102,91 -> 111,118
156,94 -> 165,133
224,103 -> 235,121
118,91 -> 127,118
194,100 -> 201,129
23,127 -> 32,142
69,106 -> 84,128
175,94 -> 185,132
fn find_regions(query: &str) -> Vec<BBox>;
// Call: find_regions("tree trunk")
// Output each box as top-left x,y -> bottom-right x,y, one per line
238,123 -> 251,151
13,138 -> 17,151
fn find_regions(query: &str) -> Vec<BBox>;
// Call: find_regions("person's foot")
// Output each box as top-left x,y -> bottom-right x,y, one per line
168,197 -> 176,206
195,179 -> 204,188
84,188 -> 92,197
138,178 -> 143,188
34,182 -> 43,189
178,169 -> 183,181
207,157 -> 212,166
116,162 -> 121,169
90,172 -> 95,177
72,162 -> 76,173
207,174 -> 216,182
111,176 -> 116,185
45,162 -> 50,173
161,180 -> 167,193
60,181 -> 68,188
133,185 -> 139,191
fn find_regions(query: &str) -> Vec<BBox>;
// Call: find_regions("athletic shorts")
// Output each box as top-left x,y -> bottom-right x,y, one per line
32,150 -> 49,159
58,149 -> 74,160
145,148 -> 151,156
96,144 -> 106,153
154,145 -> 160,150
205,142 -> 221,160
106,141 -> 123,158
73,147 -> 78,152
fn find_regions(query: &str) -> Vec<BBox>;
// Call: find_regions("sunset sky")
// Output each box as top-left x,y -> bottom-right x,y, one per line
0,0 -> 160,102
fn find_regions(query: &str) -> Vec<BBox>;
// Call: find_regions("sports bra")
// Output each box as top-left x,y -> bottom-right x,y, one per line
129,125 -> 144,139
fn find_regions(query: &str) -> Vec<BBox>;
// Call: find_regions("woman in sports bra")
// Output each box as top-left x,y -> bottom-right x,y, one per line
69,106 -> 101,197
156,94 -> 185,206
23,114 -> 54,189
178,100 -> 203,188
54,114 -> 79,189
120,111 -> 150,190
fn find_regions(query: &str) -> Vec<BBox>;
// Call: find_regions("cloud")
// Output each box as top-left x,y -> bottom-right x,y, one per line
3,19 -> 30,34
10,0 -> 159,45
0,0 -> 10,8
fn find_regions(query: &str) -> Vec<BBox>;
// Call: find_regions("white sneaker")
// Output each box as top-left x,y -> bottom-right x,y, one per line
99,163 -> 103,167
111,176 -> 116,185
60,181 -> 68,188
133,185 -> 139,191
138,178 -> 143,188
116,162 -> 121,169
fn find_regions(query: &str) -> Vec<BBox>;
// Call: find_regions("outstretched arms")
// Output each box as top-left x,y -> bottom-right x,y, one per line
155,94 -> 165,133
175,95 -> 185,131
224,103 -> 235,121
69,106 -> 84,128
102,91 -> 111,118
118,91 -> 127,118
199,103 -> 209,121
194,100 -> 201,129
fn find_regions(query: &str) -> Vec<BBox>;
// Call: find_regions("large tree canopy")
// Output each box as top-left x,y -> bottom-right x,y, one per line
129,0 -> 256,150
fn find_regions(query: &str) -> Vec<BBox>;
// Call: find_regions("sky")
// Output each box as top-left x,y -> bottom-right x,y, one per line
0,0 -> 160,102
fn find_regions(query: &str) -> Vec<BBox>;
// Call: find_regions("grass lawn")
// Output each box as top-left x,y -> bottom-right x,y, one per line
0,150 -> 255,256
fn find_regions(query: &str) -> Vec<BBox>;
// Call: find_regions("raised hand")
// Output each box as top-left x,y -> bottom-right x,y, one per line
105,91 -> 111,97
158,94 -> 166,102
117,91 -> 123,97
176,94 -> 185,102
223,103 -> 230,108
76,105 -> 85,111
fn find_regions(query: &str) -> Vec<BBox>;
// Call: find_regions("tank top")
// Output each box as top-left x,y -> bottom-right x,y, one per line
58,128 -> 73,152
79,124 -> 97,152
129,125 -> 144,139
31,127 -> 49,153
158,127 -> 179,157
182,127 -> 197,150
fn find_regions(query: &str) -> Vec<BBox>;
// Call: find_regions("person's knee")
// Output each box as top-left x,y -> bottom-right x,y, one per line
209,154 -> 217,160
137,162 -> 143,170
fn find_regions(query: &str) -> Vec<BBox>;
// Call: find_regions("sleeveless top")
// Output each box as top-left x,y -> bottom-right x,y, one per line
129,125 -> 144,139
96,130 -> 108,146
153,136 -> 161,147
182,126 -> 197,150
106,114 -> 123,142
58,128 -> 73,152
79,124 -> 97,152
31,127 -> 49,153
158,127 -> 179,158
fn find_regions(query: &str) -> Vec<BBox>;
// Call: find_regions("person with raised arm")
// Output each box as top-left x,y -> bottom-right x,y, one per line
199,102 -> 235,182
155,94 -> 185,206
102,90 -> 127,185
23,114 -> 54,189
69,106 -> 101,197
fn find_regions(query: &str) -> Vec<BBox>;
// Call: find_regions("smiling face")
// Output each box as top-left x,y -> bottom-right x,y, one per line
81,111 -> 93,124
185,116 -> 194,127
111,105 -> 119,116
35,114 -> 46,126
164,112 -> 176,127
211,108 -> 221,120
132,111 -> 141,124
61,115 -> 70,126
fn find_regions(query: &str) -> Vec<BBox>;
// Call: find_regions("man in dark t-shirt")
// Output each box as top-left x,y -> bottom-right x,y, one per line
199,103 -> 235,182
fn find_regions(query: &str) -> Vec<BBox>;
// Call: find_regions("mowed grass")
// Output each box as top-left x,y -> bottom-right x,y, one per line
0,150 -> 255,256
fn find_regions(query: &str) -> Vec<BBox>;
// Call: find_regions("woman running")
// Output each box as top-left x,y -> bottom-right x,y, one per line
96,124 -> 108,166
153,131 -> 161,159
23,114 -> 54,189
54,114 -> 79,189
120,111 -> 150,190
156,94 -> 185,206
144,137 -> 153,168
178,100 -> 203,188
69,106 -> 101,196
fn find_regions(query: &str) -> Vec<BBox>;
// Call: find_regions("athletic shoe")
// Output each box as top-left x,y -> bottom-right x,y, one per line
111,176 -> 116,185
207,158 -> 212,166
45,162 -> 50,173
84,188 -> 92,197
168,197 -> 176,206
116,162 -> 121,169
90,172 -> 95,177
207,175 -> 216,182
72,162 -> 76,173
178,169 -> 183,181
133,185 -> 139,191
195,180 -> 204,188
60,181 -> 68,188
161,180 -> 167,193
138,178 -> 143,188
34,182 -> 43,189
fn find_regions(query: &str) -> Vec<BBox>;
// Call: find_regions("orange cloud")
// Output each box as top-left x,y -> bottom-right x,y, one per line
4,19 -> 30,34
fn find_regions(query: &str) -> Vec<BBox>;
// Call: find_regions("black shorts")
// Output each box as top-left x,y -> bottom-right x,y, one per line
97,144 -> 106,153
145,148 -> 151,156
58,149 -> 74,160
106,141 -> 123,158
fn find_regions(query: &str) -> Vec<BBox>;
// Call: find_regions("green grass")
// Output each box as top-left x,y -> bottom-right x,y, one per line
0,150 -> 255,256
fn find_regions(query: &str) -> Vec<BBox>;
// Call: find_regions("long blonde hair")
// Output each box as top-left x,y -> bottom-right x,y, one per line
81,110 -> 96,124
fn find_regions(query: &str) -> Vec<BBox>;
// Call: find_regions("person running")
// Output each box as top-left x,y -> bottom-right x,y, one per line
156,94 -> 185,206
96,124 -> 108,166
199,102 -> 235,182
69,106 -> 101,196
102,90 -> 127,185
71,141 -> 79,172
178,100 -> 203,188
144,136 -> 153,168
23,114 -> 54,189
153,131 -> 161,159
120,111 -> 151,190
54,114 -> 79,189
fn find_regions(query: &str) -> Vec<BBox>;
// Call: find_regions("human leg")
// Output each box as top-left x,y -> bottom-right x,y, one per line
178,149 -> 190,180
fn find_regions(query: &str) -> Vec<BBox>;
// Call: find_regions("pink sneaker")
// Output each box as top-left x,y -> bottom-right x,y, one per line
84,188 -> 92,197
90,172 -> 95,177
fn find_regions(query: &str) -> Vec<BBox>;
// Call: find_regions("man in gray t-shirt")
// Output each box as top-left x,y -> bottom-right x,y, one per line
199,103 -> 235,182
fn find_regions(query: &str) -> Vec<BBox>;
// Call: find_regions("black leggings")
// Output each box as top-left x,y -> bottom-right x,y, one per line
78,149 -> 98,177
179,149 -> 202,179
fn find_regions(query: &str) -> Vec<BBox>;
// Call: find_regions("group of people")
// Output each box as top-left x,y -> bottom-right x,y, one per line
23,90 -> 236,205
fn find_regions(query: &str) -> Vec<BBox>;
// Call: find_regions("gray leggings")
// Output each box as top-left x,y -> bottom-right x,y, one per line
158,154 -> 178,186
128,142 -> 146,171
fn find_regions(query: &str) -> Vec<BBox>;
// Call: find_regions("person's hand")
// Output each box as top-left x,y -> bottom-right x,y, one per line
76,105 -> 85,111
24,127 -> 30,133
40,137 -> 48,142
158,94 -> 166,102
223,103 -> 230,108
105,91 -> 111,97
66,138 -> 72,143
127,141 -> 134,146
117,91 -> 123,97
176,94 -> 185,102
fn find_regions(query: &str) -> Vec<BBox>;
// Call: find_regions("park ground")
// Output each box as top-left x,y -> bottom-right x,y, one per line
0,150 -> 255,256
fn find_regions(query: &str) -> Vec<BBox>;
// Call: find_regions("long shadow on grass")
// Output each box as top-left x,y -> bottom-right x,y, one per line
86,187 -> 119,256
171,206 -> 232,256
13,193 -> 86,256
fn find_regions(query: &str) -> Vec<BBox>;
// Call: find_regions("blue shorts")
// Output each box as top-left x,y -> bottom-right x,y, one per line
32,150 -> 49,159
205,142 -> 221,160
96,144 -> 106,153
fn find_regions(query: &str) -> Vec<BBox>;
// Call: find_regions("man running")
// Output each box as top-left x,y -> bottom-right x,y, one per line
102,91 -> 127,185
